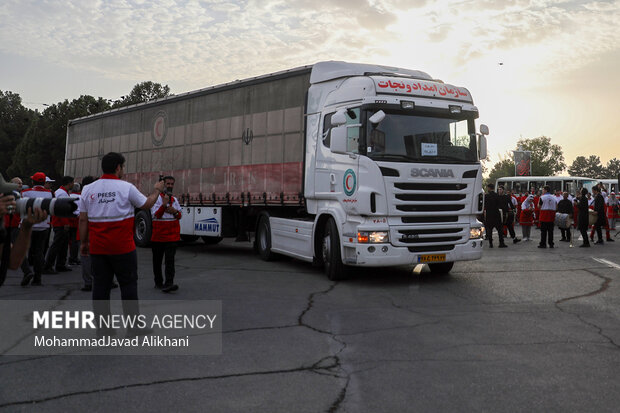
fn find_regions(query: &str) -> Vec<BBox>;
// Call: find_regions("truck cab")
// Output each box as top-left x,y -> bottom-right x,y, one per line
302,62 -> 488,279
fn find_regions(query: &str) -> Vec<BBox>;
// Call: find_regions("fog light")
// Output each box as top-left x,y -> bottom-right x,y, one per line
368,246 -> 375,253
381,246 -> 388,253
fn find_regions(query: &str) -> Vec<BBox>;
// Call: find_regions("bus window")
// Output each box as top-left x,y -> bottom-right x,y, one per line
563,180 -> 575,195
547,180 -> 561,192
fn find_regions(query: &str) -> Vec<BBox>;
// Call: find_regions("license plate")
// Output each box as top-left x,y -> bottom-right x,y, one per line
417,254 -> 446,263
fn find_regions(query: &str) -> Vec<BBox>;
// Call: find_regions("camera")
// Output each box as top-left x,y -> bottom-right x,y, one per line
15,196 -> 78,218
1,173 -> 77,218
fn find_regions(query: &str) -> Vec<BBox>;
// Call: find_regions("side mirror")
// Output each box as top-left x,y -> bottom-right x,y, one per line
331,110 -> 347,126
330,126 -> 348,154
369,110 -> 386,125
480,124 -> 489,136
479,135 -> 487,160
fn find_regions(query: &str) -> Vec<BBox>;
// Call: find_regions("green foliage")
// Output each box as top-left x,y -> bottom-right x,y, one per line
111,81 -> 171,108
568,156 -> 620,179
567,155 -> 604,178
7,95 -> 110,180
2,81 -> 170,182
604,158 -> 620,179
0,91 -> 35,178
485,156 -> 514,187
516,136 -> 565,176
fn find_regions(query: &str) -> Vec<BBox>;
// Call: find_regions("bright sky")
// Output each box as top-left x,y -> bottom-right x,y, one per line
1,0 -> 618,170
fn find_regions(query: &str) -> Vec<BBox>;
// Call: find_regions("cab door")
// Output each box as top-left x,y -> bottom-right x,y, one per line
314,108 -> 361,207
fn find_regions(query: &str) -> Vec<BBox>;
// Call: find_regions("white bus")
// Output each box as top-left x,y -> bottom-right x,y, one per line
598,179 -> 619,194
495,176 -> 598,196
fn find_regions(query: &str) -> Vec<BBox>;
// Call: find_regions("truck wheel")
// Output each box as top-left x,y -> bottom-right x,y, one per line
201,236 -> 223,245
428,262 -> 454,274
256,216 -> 276,261
322,218 -> 346,280
134,210 -> 152,247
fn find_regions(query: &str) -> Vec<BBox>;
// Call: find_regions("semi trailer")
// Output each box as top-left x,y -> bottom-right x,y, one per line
65,61 -> 489,279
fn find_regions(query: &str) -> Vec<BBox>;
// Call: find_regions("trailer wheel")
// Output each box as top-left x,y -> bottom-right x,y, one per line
201,236 -> 223,245
428,262 -> 454,274
322,218 -> 346,280
180,235 -> 199,243
134,210 -> 152,247
256,216 -> 276,261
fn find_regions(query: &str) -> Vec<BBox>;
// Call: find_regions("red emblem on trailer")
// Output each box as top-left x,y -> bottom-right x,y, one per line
151,110 -> 168,146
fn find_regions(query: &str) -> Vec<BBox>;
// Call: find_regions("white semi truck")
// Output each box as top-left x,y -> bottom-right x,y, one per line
65,61 -> 488,279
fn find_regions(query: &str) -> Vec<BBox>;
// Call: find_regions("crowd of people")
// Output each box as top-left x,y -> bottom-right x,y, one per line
484,182 -> 619,249
0,152 -> 182,296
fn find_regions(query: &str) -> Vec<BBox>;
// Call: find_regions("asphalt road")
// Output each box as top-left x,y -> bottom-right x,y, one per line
1,227 -> 619,412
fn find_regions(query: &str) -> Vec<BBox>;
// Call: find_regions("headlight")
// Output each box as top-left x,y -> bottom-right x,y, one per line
469,227 -> 484,239
358,231 -> 389,243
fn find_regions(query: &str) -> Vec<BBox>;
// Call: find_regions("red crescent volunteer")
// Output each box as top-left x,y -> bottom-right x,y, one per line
78,152 -> 164,337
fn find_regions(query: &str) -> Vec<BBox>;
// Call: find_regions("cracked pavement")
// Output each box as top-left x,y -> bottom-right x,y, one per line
1,232 -> 619,412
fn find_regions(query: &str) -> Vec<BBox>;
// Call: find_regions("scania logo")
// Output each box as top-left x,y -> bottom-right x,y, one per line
402,234 -> 419,240
410,168 -> 455,178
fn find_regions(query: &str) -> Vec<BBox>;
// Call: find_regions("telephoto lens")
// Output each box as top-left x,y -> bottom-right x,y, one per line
15,197 -> 78,218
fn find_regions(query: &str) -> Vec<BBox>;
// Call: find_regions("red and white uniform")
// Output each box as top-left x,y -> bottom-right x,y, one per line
51,186 -> 71,227
520,195 -> 535,226
21,186 -> 52,231
538,193 -> 557,223
606,196 -> 618,219
78,174 -> 147,255
150,194 -> 181,242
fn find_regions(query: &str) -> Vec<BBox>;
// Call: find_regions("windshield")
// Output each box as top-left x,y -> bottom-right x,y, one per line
365,111 -> 478,163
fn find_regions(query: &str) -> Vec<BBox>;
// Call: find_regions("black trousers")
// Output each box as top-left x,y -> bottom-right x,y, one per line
45,227 -> 69,269
560,227 -> 571,241
485,221 -> 504,245
151,241 -> 177,286
540,221 -> 555,247
505,213 -> 516,238
28,231 -> 48,281
579,227 -> 590,245
91,251 -> 140,323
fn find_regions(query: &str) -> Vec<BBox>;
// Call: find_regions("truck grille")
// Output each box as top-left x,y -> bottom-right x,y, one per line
384,175 -> 474,249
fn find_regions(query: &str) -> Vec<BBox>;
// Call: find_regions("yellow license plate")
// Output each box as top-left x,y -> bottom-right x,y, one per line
418,254 -> 446,263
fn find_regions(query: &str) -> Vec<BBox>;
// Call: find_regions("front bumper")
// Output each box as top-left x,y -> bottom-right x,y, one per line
342,238 -> 484,267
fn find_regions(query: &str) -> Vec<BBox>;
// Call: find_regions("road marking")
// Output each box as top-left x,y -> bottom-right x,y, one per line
592,257 -> 620,270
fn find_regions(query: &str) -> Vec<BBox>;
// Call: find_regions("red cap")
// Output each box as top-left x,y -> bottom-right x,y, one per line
31,172 -> 46,182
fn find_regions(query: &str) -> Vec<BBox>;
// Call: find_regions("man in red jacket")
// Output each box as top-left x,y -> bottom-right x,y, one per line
151,176 -> 182,293
43,175 -> 74,273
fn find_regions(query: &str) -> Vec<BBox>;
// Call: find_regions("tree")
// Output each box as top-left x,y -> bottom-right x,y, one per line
516,136 -> 565,176
0,91 -> 35,178
567,155 -> 605,178
7,95 -> 110,179
485,155 -> 514,187
604,158 -> 620,179
111,81 -> 171,108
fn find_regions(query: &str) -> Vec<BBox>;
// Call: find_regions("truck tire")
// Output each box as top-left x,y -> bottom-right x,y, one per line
322,218 -> 346,280
134,210 -> 152,247
180,235 -> 199,242
428,262 -> 454,274
256,215 -> 276,261
201,236 -> 223,245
